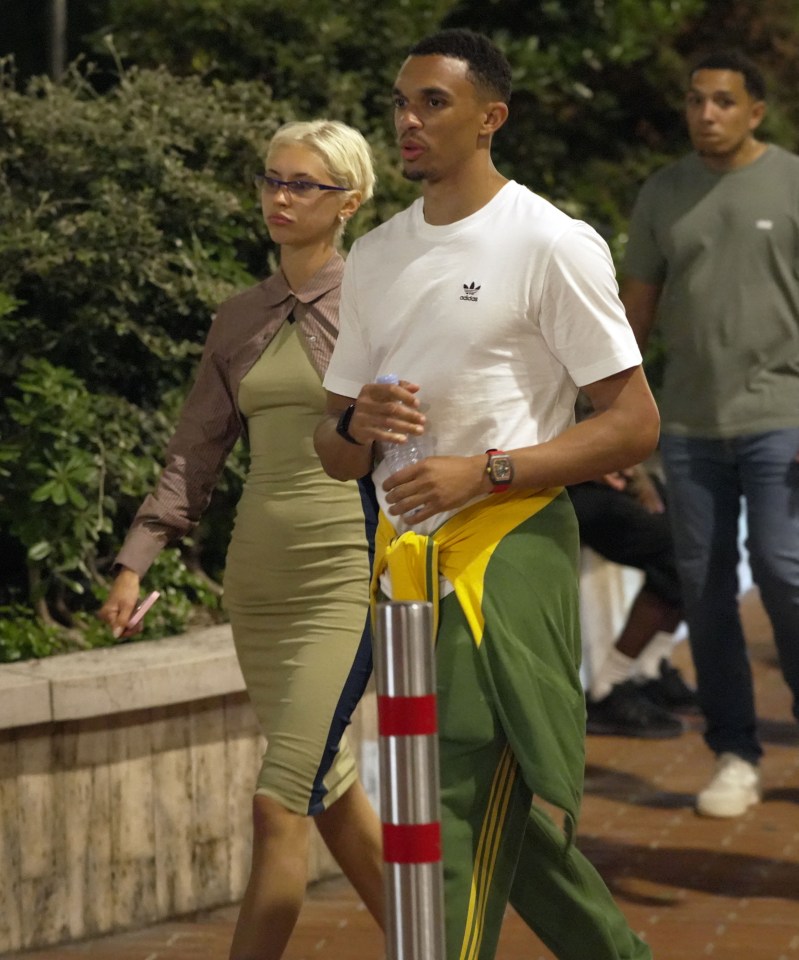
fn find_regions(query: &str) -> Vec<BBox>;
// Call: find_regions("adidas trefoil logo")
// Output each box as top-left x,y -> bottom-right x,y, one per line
460,281 -> 481,302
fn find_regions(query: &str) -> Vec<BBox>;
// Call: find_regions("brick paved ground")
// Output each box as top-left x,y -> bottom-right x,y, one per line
12,589 -> 799,960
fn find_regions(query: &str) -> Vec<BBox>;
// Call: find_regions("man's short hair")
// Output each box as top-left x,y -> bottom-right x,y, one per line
409,29 -> 512,103
690,50 -> 766,101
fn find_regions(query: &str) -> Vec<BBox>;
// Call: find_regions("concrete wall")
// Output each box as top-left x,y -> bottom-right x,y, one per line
0,626 -> 378,953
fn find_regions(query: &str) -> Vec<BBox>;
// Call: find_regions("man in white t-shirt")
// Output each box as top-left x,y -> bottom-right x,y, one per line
315,28 -> 659,960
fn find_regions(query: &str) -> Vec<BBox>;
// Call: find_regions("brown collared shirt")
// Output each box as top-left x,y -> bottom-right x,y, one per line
115,254 -> 344,577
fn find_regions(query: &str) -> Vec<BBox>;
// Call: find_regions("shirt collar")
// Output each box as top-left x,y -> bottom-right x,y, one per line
257,252 -> 345,307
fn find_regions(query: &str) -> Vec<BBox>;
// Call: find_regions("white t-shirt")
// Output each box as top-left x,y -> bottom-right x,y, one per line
325,180 -> 641,534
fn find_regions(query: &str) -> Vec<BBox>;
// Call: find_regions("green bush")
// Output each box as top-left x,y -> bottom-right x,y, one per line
0,605 -> 68,662
0,60 -> 293,393
0,62 -> 295,653
0,549 -> 223,664
1,357 -> 168,597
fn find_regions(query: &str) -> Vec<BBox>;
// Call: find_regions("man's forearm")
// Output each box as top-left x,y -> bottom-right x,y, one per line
505,365 -> 660,491
508,404 -> 659,491
314,410 -> 374,481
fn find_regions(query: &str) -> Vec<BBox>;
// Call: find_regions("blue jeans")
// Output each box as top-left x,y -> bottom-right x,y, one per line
661,429 -> 799,763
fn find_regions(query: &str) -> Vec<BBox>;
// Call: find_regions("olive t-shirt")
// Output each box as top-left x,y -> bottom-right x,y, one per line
625,145 -> 799,437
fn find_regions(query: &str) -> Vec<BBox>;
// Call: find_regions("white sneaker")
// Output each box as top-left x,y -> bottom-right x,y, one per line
696,752 -> 762,818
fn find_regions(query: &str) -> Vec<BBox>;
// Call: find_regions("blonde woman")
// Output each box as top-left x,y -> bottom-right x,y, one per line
100,120 -> 383,959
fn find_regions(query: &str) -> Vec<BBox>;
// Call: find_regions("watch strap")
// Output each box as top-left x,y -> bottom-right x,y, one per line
336,404 -> 362,445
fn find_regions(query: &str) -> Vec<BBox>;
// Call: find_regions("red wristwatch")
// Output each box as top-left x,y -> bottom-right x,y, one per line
485,448 -> 513,493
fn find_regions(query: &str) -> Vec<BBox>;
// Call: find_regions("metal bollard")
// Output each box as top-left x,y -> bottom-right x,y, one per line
374,601 -> 446,960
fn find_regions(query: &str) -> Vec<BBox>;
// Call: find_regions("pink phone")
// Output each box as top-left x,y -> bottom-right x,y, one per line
126,590 -> 160,629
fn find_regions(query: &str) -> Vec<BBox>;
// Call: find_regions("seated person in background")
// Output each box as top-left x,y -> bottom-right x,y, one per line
569,464 -> 698,738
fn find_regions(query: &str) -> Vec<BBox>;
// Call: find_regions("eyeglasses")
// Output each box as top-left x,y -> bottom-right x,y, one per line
254,174 -> 351,196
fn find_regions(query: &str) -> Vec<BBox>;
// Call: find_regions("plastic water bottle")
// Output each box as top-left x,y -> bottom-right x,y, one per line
376,373 -> 432,475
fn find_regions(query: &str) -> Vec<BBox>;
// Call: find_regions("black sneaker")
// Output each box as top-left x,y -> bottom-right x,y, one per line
586,680 -> 685,739
638,658 -> 700,714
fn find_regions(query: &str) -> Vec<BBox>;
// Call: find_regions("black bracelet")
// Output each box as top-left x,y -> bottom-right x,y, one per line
335,404 -> 362,445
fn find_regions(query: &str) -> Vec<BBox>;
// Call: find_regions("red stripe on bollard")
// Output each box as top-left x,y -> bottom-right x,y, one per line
377,694 -> 438,736
382,821 -> 442,864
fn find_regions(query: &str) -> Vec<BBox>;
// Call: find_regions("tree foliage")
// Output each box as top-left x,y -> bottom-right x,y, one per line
0,62 -> 293,653
86,0 -> 457,127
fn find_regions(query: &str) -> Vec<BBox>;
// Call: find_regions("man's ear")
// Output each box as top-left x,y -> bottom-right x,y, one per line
749,99 -> 766,132
481,101 -> 509,136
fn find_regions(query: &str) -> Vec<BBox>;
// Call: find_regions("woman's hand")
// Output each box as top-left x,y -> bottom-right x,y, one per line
98,567 -> 142,638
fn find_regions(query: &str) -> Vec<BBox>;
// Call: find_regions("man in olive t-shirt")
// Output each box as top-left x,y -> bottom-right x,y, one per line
622,50 -> 799,819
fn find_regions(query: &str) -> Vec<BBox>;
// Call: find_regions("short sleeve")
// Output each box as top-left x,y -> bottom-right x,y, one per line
540,222 -> 642,388
623,181 -> 668,285
323,244 -> 373,398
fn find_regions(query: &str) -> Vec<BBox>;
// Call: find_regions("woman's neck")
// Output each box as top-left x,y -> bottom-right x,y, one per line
279,242 -> 337,291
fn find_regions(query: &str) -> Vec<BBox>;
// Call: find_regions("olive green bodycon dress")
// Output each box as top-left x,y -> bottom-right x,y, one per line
222,318 -> 371,815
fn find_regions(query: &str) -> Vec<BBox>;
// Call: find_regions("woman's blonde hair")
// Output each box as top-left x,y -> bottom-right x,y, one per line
266,119 -> 376,203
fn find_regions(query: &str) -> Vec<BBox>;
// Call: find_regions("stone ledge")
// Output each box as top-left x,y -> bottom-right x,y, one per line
0,665 -> 52,729
0,625 -> 245,730
0,545 -> 663,733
